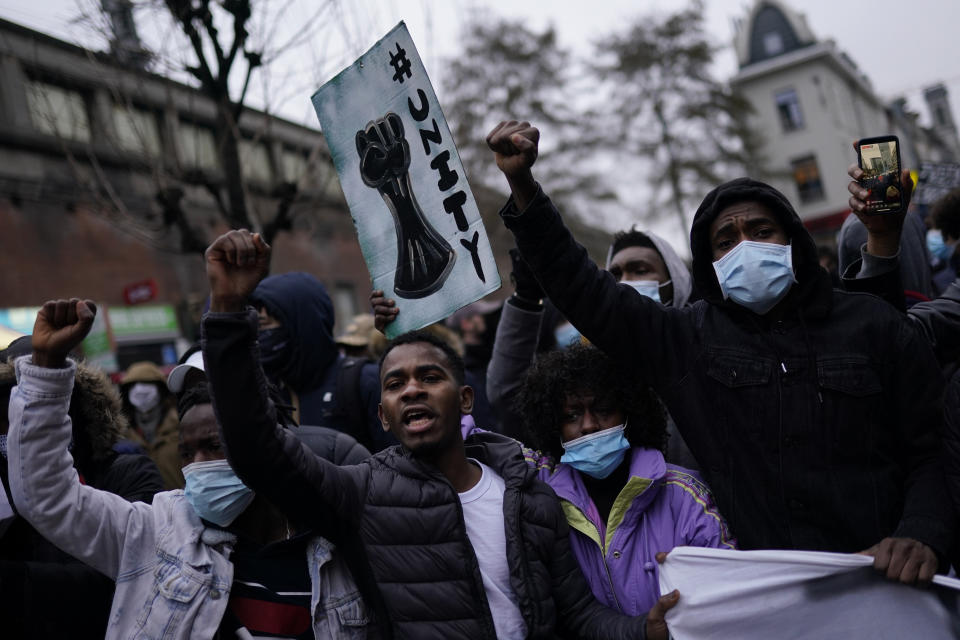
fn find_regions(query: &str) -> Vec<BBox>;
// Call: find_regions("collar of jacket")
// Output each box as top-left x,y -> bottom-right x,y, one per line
382,428 -> 534,490
548,447 -> 665,552
154,491 -> 237,558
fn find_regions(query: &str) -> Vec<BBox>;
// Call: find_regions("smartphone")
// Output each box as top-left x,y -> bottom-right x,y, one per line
856,135 -> 903,213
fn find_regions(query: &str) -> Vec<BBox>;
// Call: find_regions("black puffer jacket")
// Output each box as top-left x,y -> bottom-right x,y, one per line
0,355 -> 163,639
502,180 -> 953,557
202,309 -> 648,640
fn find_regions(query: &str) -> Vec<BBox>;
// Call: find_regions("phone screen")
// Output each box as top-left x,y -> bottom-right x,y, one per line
858,138 -> 902,213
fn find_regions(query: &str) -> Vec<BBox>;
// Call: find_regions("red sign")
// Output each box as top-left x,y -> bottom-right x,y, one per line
123,279 -> 157,305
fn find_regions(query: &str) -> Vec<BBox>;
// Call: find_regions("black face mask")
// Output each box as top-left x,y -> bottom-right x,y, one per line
258,326 -> 293,381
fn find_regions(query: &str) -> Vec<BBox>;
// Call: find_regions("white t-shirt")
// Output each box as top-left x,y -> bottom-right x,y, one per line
458,460 -> 527,640
659,546 -> 960,640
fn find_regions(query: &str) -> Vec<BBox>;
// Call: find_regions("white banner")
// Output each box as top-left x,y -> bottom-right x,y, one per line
660,546 -> 960,640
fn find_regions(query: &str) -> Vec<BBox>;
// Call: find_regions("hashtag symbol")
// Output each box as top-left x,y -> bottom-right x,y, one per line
389,42 -> 412,84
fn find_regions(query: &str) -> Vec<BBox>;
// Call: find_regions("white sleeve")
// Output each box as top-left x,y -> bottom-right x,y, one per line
7,357 -> 155,579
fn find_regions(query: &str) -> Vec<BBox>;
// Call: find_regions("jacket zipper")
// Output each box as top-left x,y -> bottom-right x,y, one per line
601,553 -> 623,613
571,503 -> 623,612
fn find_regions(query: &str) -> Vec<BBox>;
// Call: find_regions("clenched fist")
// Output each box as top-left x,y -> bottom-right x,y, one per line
32,299 -> 96,369
205,229 -> 271,312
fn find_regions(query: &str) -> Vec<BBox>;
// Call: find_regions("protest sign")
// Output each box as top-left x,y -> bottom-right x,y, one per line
913,162 -> 960,207
312,22 -> 500,338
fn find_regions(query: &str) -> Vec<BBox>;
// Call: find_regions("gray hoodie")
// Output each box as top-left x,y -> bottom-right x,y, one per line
604,228 -> 694,309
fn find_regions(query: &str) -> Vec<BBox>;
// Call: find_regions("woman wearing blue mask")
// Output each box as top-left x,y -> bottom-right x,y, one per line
514,343 -> 735,617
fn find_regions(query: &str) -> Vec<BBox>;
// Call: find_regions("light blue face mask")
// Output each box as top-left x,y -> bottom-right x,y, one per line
560,423 -> 631,479
183,459 -> 255,527
927,229 -> 954,262
712,240 -> 796,315
621,279 -> 672,305
554,323 -> 582,349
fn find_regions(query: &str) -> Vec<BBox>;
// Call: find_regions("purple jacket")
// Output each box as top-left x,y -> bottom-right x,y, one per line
460,416 -> 735,615
543,447 -> 735,615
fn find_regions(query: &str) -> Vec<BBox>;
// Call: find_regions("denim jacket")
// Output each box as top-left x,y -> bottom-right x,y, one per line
7,357 -> 373,639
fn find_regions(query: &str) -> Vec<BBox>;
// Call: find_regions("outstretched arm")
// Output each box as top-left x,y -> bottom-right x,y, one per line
202,230 -> 368,538
844,161 -> 960,363
8,300 -> 155,579
486,121 -> 699,393
486,249 -> 545,438
858,317 -> 953,584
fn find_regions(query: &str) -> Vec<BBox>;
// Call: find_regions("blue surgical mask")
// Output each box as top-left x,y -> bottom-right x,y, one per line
554,323 -> 582,349
712,241 -> 796,315
560,423 -> 631,479
927,229 -> 954,262
621,279 -> 671,305
183,459 -> 255,527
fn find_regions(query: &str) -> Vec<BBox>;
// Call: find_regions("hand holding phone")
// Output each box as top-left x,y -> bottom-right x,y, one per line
856,136 -> 904,214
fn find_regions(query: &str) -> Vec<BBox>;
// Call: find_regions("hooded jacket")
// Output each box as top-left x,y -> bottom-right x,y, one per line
604,228 -> 694,309
0,357 -> 163,639
606,229 -> 698,469
119,361 -> 183,489
250,272 -> 394,452
499,179 -> 953,558
201,309 -> 651,640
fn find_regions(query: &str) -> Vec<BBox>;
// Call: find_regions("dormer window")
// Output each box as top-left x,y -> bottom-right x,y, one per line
763,31 -> 784,56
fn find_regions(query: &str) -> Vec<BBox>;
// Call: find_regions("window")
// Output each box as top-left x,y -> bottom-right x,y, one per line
763,32 -> 784,56
178,121 -> 218,169
25,80 -> 90,142
332,283 -> 357,335
775,88 -> 804,132
113,103 -> 161,156
792,155 -> 825,204
239,139 -> 272,183
281,148 -> 308,182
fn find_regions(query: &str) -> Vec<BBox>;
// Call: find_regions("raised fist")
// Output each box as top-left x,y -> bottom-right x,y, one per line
486,120 -> 539,178
205,229 -> 271,312
356,113 -> 411,193
32,299 -> 96,368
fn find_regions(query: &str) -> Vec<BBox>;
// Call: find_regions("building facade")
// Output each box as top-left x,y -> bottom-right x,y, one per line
730,1 -> 960,239
0,17 -> 613,365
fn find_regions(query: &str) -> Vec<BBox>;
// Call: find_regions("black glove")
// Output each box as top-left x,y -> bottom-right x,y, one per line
509,248 -> 544,305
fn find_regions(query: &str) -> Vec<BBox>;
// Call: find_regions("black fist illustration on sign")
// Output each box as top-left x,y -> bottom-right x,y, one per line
357,113 -> 455,299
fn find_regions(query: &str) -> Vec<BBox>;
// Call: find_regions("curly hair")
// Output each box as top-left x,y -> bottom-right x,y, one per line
931,187 -> 960,242
514,343 -> 667,459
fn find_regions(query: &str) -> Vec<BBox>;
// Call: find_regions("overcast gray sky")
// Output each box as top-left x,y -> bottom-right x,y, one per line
2,0 -> 958,128
2,0 -> 958,246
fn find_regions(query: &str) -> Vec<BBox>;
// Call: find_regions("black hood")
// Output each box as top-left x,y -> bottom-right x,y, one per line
689,177 -> 830,315
250,272 -> 337,392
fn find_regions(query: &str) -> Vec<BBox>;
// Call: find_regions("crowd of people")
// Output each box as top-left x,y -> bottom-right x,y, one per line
2,118 -> 960,639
